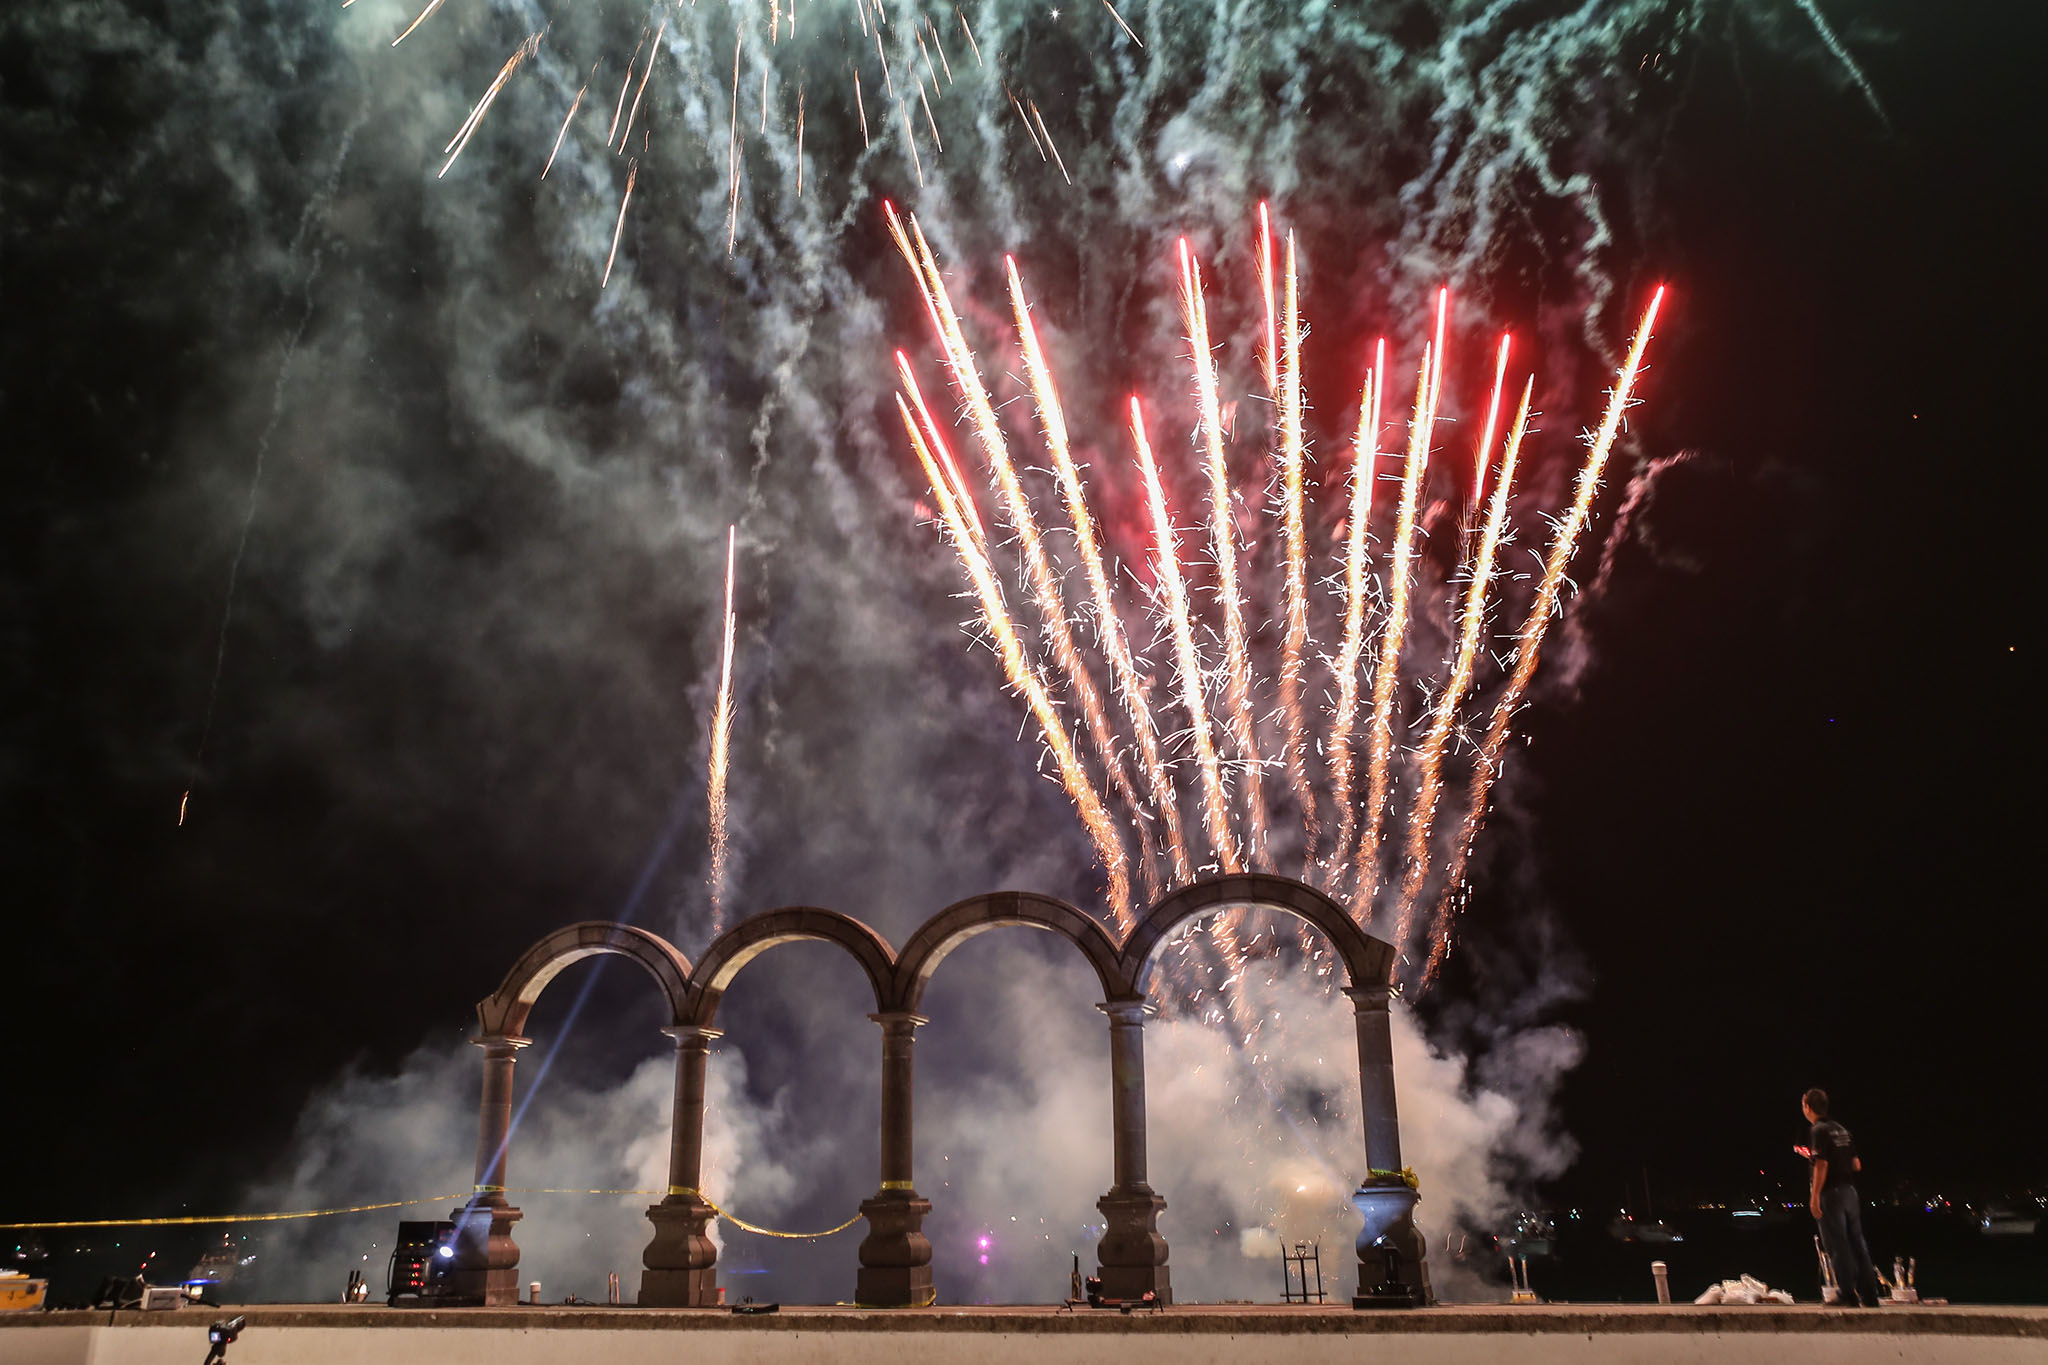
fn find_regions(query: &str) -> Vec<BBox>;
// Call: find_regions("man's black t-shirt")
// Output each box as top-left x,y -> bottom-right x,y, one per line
1809,1120 -> 1860,1193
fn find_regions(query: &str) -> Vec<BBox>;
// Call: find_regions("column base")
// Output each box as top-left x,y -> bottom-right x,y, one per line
1350,1182 -> 1431,1309
438,1201 -> 523,1307
640,1266 -> 720,1307
639,1196 -> 719,1306
856,1190 -> 934,1307
1095,1187 -> 1171,1306
856,1263 -> 935,1308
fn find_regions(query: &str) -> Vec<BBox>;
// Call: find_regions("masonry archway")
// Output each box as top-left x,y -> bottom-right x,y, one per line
444,923 -> 693,1307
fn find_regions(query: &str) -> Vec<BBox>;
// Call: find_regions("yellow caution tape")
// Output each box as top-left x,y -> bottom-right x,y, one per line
698,1194 -> 863,1240
0,1194 -> 472,1231
0,1188 -> 862,1239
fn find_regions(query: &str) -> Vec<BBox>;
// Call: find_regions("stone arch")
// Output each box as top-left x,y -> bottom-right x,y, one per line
1118,873 -> 1393,988
475,921 -> 693,1038
890,891 -> 1135,1014
687,906 -> 896,1026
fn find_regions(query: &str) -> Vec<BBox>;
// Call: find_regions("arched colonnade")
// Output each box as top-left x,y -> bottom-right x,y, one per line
443,874 -> 1423,1308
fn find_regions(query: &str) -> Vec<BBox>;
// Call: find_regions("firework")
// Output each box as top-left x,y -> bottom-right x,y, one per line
1422,288 -> 1666,981
540,75 -> 589,181
708,527 -> 738,934
887,207 -> 1147,917
618,21 -> 665,154
1011,260 -> 1191,886
1274,233 -> 1317,872
896,395 -> 1134,916
439,36 -> 540,180
601,159 -> 637,288
1320,345 -> 1383,891
1131,399 -> 1238,874
1391,377 -> 1531,947
1178,242 -> 1265,869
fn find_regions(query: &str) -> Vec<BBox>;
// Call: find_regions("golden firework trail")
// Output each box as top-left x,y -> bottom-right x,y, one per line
928,18 -> 956,82
725,32 -> 743,252
1473,333 -> 1512,508
895,353 -> 989,555
1179,241 -> 1267,868
898,394 -> 1134,917
888,208 -> 1149,917
1423,288 -> 1666,982
1131,398 -> 1239,874
957,7 -> 983,64
917,75 -> 943,152
1274,232 -> 1317,871
1010,90 -> 1047,160
1321,343 -> 1383,894
541,76 -> 589,181
1355,336 -> 1439,906
1009,259 -> 1191,888
1391,377 -> 1531,948
1255,204 -> 1279,395
618,20 -> 666,154
796,85 -> 806,196
602,158 -> 637,288
708,526 -> 739,934
853,68 -> 869,148
439,36 -> 540,180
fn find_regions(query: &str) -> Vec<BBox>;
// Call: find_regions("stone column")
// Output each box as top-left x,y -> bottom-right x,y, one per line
1343,985 -> 1429,1307
1094,1000 -> 1170,1304
442,1034 -> 529,1306
856,1011 -> 934,1307
641,1025 -> 722,1307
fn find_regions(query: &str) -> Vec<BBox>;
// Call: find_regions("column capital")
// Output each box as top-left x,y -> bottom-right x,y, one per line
1341,984 -> 1393,1013
662,1024 -> 725,1046
867,1010 -> 929,1032
1097,998 -> 1154,1025
471,1034 -> 533,1052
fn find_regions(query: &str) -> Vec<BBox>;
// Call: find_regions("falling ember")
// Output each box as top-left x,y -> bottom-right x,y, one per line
1275,232 -> 1317,871
726,32 -> 744,252
177,790 -> 190,827
1102,0 -> 1144,45
439,35 -> 541,180
1012,259 -> 1191,888
541,76 -> 589,180
957,7 -> 982,64
390,0 -> 447,46
1179,242 -> 1266,865
1132,398 -> 1239,874
608,36 -> 644,146
1473,334 -> 1512,507
1028,102 -> 1070,184
1010,91 -> 1047,160
897,395 -> 1134,918
708,526 -> 738,934
618,20 -> 666,154
1423,288 -> 1667,982
602,159 -> 637,288
1321,345 -> 1383,893
853,68 -> 869,148
1391,378 -> 1531,948
796,86 -> 806,196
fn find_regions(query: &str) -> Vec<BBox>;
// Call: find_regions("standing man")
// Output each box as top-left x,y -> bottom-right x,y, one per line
1800,1088 -> 1882,1307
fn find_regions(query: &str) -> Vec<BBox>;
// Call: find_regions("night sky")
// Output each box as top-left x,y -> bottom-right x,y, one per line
2,0 -> 2040,1301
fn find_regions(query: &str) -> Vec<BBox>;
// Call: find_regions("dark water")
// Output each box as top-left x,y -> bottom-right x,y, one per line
1491,1207 -> 2048,1307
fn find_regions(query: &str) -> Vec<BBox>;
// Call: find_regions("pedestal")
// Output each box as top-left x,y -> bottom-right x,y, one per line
1095,1187 -> 1171,1304
440,1199 -> 523,1306
639,1195 -> 720,1307
855,1190 -> 934,1307
1350,1182 -> 1430,1309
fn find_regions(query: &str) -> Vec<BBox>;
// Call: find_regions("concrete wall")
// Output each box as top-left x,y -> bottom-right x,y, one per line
7,1313 -> 2047,1365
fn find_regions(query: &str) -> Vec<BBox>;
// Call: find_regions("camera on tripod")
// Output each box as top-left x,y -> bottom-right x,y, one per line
202,1314 -> 245,1364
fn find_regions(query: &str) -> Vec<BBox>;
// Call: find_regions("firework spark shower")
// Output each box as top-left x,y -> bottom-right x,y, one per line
889,209 -> 1666,982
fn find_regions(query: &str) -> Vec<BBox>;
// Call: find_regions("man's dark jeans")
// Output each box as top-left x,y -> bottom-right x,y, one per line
1818,1184 -> 1882,1306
